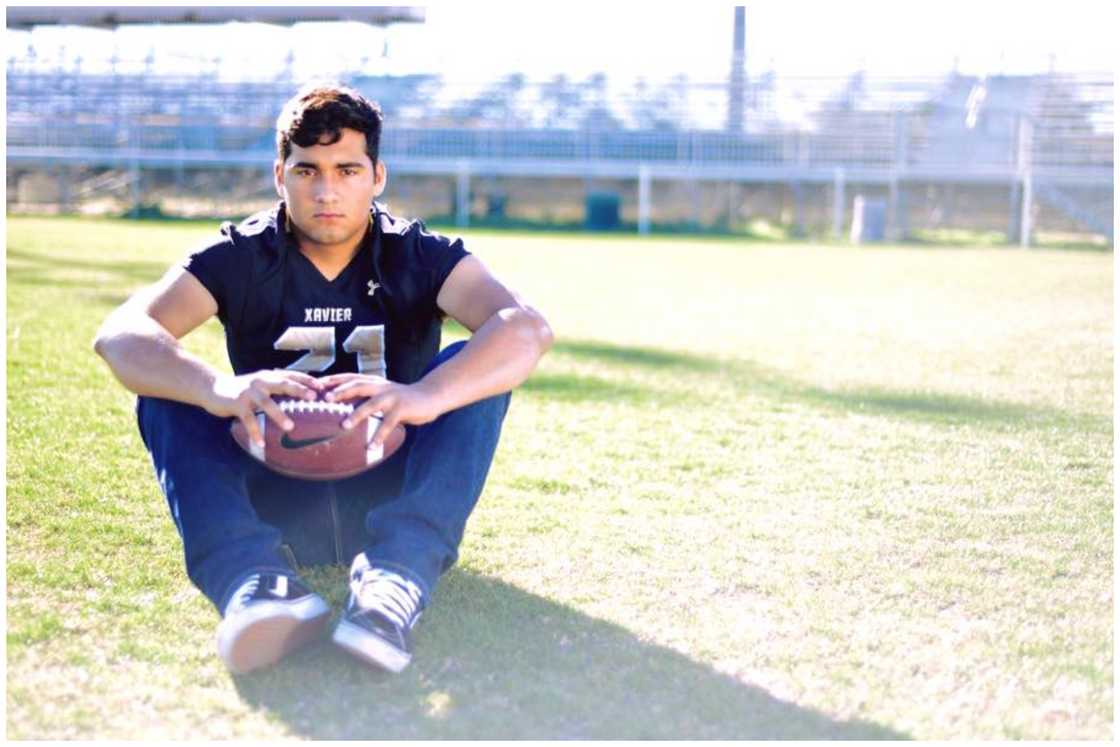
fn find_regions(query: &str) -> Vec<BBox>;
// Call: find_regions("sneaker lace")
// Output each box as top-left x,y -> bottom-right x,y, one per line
224,574 -> 261,617
353,568 -> 423,630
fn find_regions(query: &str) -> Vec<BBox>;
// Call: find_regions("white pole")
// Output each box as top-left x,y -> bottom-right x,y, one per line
1018,117 -> 1033,248
638,164 -> 651,235
888,177 -> 899,241
130,157 -> 140,219
456,160 -> 470,229
832,167 -> 845,239
1020,173 -> 1033,249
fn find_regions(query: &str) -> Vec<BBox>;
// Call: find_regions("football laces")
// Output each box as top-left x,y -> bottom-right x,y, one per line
278,399 -> 355,416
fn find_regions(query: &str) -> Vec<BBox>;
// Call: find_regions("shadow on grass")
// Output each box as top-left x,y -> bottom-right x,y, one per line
511,339 -> 724,404
6,248 -> 169,288
543,337 -> 1108,432
552,339 -> 723,373
232,568 -> 906,739
85,293 -> 134,309
519,372 -> 654,402
795,384 -> 1105,430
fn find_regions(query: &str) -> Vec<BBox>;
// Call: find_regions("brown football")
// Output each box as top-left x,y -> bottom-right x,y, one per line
230,396 -> 406,481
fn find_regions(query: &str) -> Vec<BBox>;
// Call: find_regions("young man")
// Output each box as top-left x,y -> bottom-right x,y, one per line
93,84 -> 553,675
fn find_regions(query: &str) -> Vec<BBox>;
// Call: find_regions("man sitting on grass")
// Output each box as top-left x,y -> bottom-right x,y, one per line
94,83 -> 553,674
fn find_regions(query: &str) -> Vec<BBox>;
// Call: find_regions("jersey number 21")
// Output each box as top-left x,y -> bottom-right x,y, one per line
273,325 -> 386,377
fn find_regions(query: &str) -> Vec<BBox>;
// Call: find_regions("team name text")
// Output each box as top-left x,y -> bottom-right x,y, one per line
304,307 -> 353,323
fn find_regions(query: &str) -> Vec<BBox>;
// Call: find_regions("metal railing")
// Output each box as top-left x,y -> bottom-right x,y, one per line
7,117 -> 1111,180
8,70 -> 1111,175
6,68 -> 1112,240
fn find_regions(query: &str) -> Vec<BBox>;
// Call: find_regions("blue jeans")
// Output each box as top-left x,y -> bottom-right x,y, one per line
136,341 -> 510,614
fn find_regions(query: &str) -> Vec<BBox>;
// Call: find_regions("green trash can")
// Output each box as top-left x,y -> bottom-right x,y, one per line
586,191 -> 621,230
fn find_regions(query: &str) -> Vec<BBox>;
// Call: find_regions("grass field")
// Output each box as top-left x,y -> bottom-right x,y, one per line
5,215 -> 1113,739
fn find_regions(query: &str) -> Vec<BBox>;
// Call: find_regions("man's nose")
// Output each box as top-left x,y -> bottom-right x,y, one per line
313,175 -> 339,202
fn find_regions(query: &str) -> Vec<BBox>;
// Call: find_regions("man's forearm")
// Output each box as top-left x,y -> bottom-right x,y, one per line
416,307 -> 552,415
93,310 -> 220,409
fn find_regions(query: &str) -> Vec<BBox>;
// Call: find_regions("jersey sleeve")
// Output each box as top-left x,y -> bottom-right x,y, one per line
414,225 -> 470,314
180,228 -> 250,327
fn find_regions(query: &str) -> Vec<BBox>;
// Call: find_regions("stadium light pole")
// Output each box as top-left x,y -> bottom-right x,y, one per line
727,6 -> 746,133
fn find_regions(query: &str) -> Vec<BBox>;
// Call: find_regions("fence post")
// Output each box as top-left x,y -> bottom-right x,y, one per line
130,151 -> 141,219
638,163 -> 651,235
1018,116 -> 1033,248
888,177 -> 904,241
894,110 -> 910,167
791,180 -> 805,237
456,160 -> 471,228
56,165 -> 70,214
832,167 -> 846,239
1007,180 -> 1022,244
888,111 -> 909,241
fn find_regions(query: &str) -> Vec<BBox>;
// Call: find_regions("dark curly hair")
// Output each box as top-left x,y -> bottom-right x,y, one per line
275,83 -> 383,165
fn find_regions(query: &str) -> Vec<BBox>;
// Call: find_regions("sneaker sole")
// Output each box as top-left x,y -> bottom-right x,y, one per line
216,595 -> 331,674
332,619 -> 412,673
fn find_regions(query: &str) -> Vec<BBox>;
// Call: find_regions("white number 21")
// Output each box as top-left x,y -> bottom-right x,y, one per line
273,325 -> 386,377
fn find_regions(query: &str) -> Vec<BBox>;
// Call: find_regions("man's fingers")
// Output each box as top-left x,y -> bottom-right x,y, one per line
249,389 -> 293,432
283,371 -> 324,391
268,378 -> 318,401
316,373 -> 359,388
342,396 -> 389,430
239,411 -> 265,448
345,399 -> 399,446
371,410 -> 400,447
326,379 -> 389,402
261,370 -> 320,399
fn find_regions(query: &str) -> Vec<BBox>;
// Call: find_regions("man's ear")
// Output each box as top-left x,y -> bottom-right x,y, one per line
273,159 -> 285,198
372,160 -> 388,198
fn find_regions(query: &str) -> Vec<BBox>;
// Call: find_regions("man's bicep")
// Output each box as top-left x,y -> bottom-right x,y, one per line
138,266 -> 220,339
435,256 -> 522,332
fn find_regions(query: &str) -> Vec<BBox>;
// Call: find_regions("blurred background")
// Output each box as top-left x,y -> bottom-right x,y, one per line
5,2 -> 1114,247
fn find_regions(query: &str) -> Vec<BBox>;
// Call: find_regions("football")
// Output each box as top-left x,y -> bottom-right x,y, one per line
230,396 -> 407,480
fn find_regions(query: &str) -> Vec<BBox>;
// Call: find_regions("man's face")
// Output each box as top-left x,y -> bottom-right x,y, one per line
274,127 -> 386,252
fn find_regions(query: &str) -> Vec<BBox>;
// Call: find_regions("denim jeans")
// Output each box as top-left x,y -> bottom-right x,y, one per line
136,341 -> 510,614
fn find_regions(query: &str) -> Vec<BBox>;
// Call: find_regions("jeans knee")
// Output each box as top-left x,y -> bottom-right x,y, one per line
137,395 -> 239,461
138,395 -> 208,432
424,339 -> 469,375
449,389 -> 511,431
423,341 -> 511,415
482,389 -> 512,418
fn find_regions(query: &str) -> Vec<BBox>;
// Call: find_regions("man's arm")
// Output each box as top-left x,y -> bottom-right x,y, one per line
417,254 -> 554,411
93,266 -> 321,446
321,255 -> 553,443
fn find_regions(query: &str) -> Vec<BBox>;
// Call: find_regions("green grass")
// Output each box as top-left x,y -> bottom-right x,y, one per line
6,216 -> 1113,739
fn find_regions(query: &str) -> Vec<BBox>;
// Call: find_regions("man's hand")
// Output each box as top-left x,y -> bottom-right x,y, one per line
206,370 -> 323,447
318,373 -> 443,446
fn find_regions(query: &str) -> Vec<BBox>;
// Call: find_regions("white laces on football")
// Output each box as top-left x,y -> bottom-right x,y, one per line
354,568 -> 423,629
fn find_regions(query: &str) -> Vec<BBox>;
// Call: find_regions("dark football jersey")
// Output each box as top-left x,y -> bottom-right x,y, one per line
183,202 -> 469,384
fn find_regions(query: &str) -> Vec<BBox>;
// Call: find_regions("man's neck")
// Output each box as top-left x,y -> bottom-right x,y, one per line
293,232 -> 365,281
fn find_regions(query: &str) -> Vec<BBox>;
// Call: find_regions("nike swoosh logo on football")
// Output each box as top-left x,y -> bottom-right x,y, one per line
279,433 -> 337,449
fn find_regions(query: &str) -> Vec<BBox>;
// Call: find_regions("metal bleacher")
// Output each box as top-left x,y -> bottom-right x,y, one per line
9,68 -> 1112,175
6,63 -> 1114,240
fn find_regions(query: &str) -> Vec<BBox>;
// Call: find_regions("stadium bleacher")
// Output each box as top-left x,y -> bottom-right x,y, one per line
5,60 -> 1113,243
